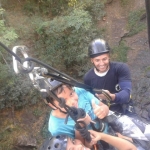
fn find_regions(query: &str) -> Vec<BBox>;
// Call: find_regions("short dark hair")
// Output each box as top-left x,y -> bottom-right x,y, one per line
46,84 -> 73,104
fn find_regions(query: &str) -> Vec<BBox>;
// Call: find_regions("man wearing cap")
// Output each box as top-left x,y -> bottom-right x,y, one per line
84,39 -> 132,113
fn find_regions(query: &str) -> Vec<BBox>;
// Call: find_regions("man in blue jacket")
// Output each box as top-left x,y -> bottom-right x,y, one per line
84,38 -> 132,114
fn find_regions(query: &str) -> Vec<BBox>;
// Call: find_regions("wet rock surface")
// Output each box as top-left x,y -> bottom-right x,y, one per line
129,49 -> 150,124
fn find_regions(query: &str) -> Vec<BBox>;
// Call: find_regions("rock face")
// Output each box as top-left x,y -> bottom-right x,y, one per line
129,48 -> 150,123
100,0 -> 150,123
16,135 -> 37,150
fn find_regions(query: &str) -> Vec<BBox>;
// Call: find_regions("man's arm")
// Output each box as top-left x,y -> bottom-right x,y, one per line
114,63 -> 132,103
89,130 -> 137,150
114,81 -> 131,103
95,81 -> 131,103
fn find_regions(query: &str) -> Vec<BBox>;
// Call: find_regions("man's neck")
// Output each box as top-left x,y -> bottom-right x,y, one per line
94,67 -> 109,77
52,109 -> 67,118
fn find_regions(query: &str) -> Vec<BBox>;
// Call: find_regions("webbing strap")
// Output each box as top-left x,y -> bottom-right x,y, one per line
75,121 -> 91,142
91,118 -> 106,132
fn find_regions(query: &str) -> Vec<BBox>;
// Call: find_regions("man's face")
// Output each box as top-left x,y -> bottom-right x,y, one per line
57,86 -> 78,108
91,53 -> 110,73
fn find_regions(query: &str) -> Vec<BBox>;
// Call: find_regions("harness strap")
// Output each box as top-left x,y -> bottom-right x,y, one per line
91,118 -> 106,132
75,121 -> 91,142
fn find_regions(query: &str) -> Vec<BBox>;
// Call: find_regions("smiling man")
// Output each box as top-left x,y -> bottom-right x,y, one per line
84,39 -> 132,114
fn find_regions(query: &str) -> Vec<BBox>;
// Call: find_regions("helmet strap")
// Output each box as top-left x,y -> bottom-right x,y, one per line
48,101 -> 67,114
47,100 -> 58,110
59,108 -> 68,114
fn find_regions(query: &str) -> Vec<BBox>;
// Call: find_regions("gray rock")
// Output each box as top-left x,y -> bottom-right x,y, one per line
146,105 -> 150,111
147,106 -> 150,119
146,71 -> 150,78
134,107 -> 142,115
17,135 -> 37,149
141,110 -> 149,120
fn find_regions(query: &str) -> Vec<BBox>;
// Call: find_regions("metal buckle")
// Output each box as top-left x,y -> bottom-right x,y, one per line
128,105 -> 133,112
113,112 -> 122,118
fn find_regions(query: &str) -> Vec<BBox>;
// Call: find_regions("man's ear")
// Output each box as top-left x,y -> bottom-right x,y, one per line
91,58 -> 93,63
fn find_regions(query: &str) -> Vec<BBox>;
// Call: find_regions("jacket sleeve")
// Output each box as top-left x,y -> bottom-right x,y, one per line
114,63 -> 132,103
114,81 -> 131,103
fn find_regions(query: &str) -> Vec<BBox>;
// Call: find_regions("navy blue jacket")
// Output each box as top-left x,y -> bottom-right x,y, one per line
84,62 -> 132,104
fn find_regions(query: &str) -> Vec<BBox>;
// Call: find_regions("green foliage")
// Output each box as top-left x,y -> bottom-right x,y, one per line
68,0 -> 78,7
36,8 -> 103,76
0,72 -> 40,110
33,108 -> 43,117
0,9 -> 18,46
0,0 -> 106,110
74,0 -> 106,21
69,0 -> 93,10
23,0 -> 68,16
89,0 -> 106,20
112,41 -> 130,62
127,9 -> 146,36
0,63 -> 9,83
38,9 -> 92,34
0,130 -> 13,150
41,112 -> 51,138
0,8 -> 40,110
23,0 -> 38,15
0,8 -> 5,15
120,0 -> 130,6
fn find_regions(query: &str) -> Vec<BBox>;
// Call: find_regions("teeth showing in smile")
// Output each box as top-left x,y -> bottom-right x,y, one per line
99,66 -> 105,69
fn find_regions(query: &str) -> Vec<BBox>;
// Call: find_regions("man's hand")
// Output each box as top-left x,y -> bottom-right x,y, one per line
95,90 -> 116,101
88,130 -> 102,144
92,100 -> 109,119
